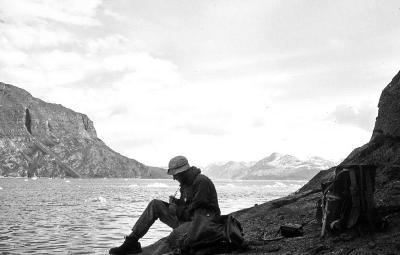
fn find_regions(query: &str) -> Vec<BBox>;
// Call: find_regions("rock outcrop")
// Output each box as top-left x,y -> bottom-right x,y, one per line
372,70 -> 400,139
0,82 -> 167,178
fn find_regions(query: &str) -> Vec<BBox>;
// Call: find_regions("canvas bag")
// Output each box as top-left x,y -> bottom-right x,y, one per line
318,164 -> 379,237
179,214 -> 245,254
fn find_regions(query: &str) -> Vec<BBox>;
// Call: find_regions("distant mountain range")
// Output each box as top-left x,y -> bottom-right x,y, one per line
203,152 -> 336,180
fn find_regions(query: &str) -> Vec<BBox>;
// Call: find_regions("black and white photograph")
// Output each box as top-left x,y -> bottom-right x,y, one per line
1,0 -> 400,254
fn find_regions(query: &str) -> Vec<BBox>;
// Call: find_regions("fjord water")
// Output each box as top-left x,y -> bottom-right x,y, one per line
0,178 -> 305,254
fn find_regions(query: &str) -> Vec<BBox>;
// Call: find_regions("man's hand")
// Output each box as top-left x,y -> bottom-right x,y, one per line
168,202 -> 177,215
169,195 -> 179,204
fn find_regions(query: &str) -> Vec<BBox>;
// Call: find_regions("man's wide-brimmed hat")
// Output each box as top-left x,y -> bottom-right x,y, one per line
168,156 -> 191,175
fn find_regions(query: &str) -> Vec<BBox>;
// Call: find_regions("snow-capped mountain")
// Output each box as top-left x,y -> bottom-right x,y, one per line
203,161 -> 251,180
203,153 -> 335,180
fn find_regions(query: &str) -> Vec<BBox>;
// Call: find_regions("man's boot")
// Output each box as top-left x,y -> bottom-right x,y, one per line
109,236 -> 142,255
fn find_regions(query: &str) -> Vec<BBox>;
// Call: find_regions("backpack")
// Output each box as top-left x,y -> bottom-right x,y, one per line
178,214 -> 246,255
317,164 -> 380,237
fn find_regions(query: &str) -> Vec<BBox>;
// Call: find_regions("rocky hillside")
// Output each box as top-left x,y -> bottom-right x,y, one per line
0,82 -> 167,178
204,153 -> 335,180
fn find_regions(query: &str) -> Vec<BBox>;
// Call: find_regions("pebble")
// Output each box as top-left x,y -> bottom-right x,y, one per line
340,233 -> 354,242
333,233 -> 354,243
265,244 -> 280,252
368,241 -> 376,249
308,244 -> 326,255
333,237 -> 342,243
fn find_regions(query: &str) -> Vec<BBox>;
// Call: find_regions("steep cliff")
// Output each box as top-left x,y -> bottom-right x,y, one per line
372,70 -> 400,139
0,82 -> 167,178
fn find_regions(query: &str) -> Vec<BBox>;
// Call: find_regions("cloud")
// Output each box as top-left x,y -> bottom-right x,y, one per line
108,105 -> 128,117
35,50 -> 94,71
86,35 -> 128,54
108,53 -> 183,95
0,0 -> 102,50
104,52 -> 180,74
112,137 -> 156,150
0,48 -> 28,67
102,9 -> 126,22
1,66 -> 85,88
252,118 -> 265,128
0,49 -> 100,90
0,23 -> 74,49
35,50 -> 182,107
175,123 -> 229,136
0,0 -> 102,26
327,103 -> 377,132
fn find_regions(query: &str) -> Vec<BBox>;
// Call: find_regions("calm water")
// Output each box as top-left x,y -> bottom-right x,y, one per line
0,178 -> 305,254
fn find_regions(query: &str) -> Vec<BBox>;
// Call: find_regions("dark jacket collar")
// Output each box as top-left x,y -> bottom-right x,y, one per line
181,166 -> 201,186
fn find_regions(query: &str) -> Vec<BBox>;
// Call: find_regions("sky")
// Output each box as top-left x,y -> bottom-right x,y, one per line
0,0 -> 399,167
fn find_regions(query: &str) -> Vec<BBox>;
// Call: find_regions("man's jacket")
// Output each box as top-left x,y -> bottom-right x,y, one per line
176,167 -> 220,222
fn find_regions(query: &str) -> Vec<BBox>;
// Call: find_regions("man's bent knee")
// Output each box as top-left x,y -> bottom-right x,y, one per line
149,199 -> 166,208
147,199 -> 169,214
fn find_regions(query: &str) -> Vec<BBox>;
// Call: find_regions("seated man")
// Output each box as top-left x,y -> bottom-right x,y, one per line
109,155 -> 221,255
